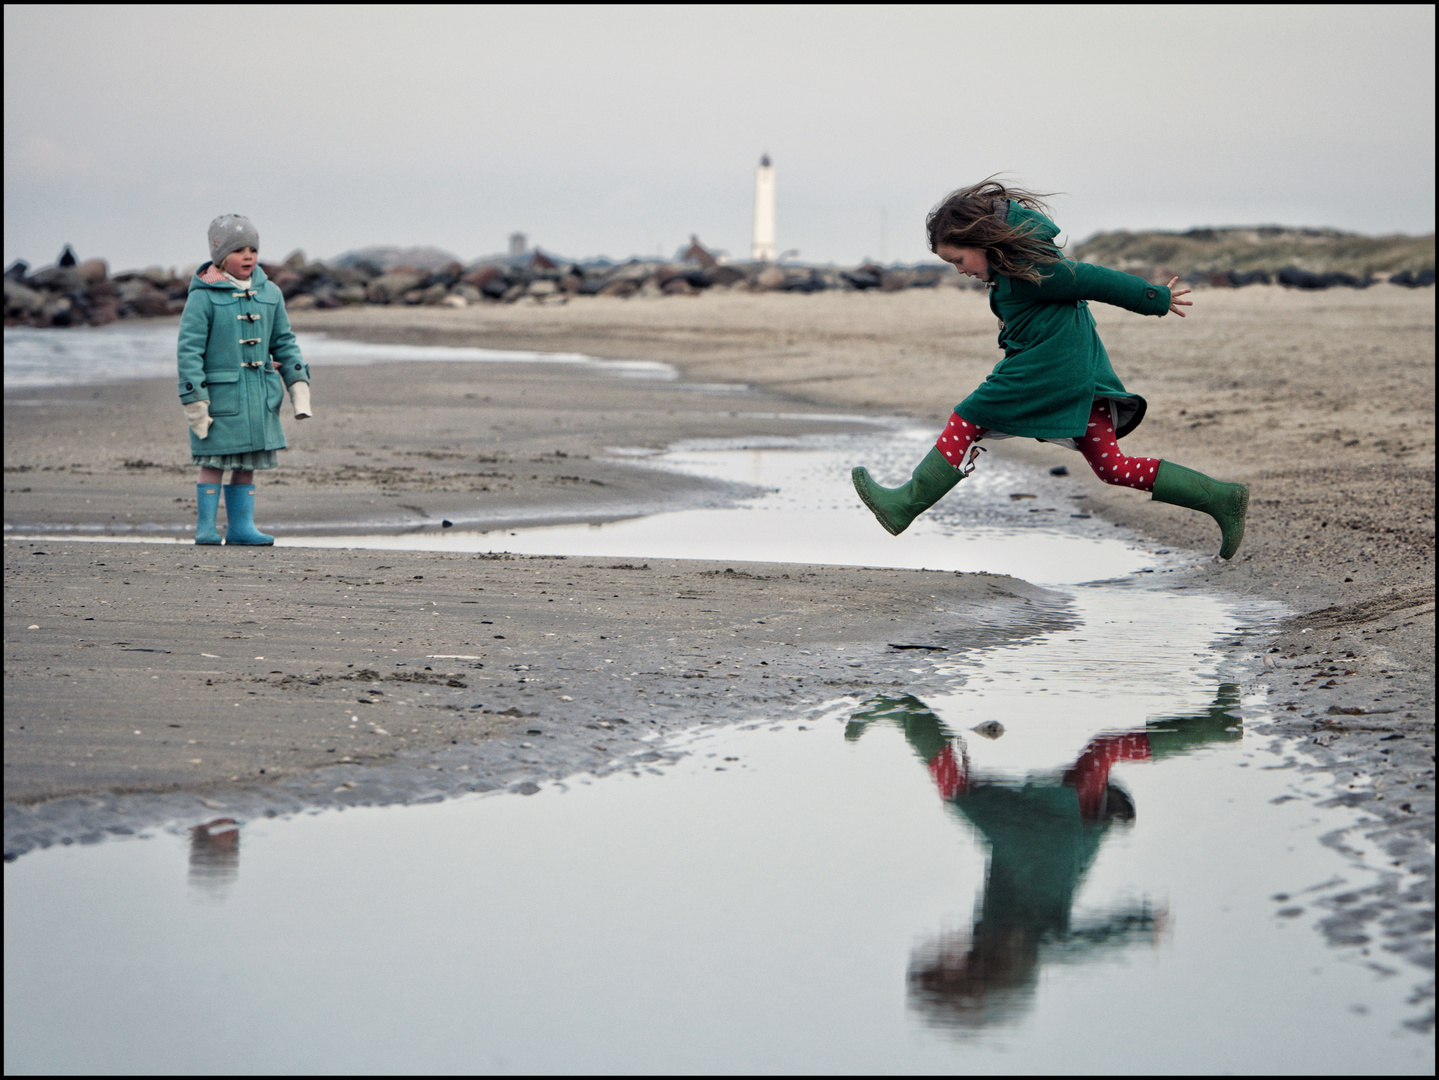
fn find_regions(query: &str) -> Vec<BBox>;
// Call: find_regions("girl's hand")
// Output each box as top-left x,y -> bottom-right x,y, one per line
289,381 -> 312,419
1167,277 -> 1192,317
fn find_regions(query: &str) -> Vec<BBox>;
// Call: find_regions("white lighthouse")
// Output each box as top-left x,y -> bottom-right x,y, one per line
751,154 -> 776,262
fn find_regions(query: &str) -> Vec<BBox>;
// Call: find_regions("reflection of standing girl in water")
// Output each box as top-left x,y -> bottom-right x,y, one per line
852,180 -> 1249,561
188,818 -> 241,903
846,687 -> 1241,1029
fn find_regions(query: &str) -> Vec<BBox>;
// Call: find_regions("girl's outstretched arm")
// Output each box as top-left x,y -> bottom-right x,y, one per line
1013,260 -> 1172,316
1167,276 -> 1192,317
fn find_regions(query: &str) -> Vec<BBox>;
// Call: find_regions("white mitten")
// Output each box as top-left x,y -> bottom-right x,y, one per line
184,400 -> 213,438
289,381 -> 312,419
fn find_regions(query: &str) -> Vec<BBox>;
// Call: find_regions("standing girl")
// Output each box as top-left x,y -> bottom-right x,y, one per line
852,180 -> 1248,559
178,215 -> 312,545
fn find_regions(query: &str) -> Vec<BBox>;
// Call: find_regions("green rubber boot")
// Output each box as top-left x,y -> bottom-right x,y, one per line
1151,461 -> 1249,560
222,484 -> 274,546
852,446 -> 964,536
194,483 -> 222,545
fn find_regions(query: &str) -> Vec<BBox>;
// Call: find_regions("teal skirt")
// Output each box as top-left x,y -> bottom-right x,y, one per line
192,450 -> 278,470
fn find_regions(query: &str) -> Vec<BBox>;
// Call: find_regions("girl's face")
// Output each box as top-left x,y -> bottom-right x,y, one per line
935,244 -> 990,282
221,246 -> 258,278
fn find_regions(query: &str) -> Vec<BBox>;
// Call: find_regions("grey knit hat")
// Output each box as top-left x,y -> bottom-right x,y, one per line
208,214 -> 259,268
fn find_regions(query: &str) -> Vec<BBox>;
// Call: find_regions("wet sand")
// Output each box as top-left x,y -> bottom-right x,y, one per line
5,287 -> 1433,831
3,542 -> 1062,804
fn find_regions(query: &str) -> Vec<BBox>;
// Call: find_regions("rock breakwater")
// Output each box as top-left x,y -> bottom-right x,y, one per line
8,226 -> 1433,329
4,242 -> 967,329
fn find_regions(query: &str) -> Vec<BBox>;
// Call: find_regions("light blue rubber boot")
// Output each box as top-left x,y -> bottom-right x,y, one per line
222,484 -> 274,546
195,484 -> 222,545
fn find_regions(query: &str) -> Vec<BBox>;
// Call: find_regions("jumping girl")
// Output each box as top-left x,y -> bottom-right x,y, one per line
178,214 -> 311,545
852,180 -> 1249,560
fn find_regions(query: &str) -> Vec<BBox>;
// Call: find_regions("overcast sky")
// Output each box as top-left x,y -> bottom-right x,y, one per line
5,5 -> 1434,271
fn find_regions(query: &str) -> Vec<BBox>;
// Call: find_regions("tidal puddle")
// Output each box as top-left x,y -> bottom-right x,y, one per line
278,430 -> 1175,586
4,689 -> 1422,1072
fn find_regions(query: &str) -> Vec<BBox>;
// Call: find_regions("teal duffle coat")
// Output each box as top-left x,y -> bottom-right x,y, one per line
177,264 -> 310,456
956,201 -> 1171,442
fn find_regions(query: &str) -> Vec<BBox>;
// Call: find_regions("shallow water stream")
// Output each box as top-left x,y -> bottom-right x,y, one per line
4,347 -> 1429,1071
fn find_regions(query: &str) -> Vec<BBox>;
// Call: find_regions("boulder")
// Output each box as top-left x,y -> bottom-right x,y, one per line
4,278 -> 45,318
76,258 -> 109,285
1278,267 -> 1373,290
305,285 -> 344,309
784,269 -> 827,293
86,276 -> 118,299
365,271 -> 424,303
116,277 -> 171,317
420,282 -> 450,305
283,249 -> 307,270
606,260 -> 664,284
334,284 -> 368,305
419,264 -> 462,290
39,295 -> 74,326
287,294 -> 318,310
262,264 -> 304,298
85,295 -> 120,325
661,277 -> 697,296
319,262 -> 369,287
462,264 -> 502,289
528,279 -> 557,297
753,266 -> 786,290
842,266 -> 883,290
29,264 -> 85,293
441,293 -> 468,308
1225,269 -> 1271,287
597,278 -> 640,298
1389,268 -> 1436,288
348,259 -> 385,280
57,245 -> 78,268
701,265 -> 746,287
4,260 -> 29,282
453,283 -> 483,303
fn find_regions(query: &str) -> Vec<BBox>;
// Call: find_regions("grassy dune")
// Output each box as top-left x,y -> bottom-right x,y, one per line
1072,226 -> 1435,279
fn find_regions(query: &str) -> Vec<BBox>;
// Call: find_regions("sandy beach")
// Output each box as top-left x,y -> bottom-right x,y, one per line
6,282 -> 1435,1027
284,286 -> 1436,715
5,284 -> 1433,825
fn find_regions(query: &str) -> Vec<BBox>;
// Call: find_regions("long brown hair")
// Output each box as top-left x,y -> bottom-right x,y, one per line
926,177 -> 1063,283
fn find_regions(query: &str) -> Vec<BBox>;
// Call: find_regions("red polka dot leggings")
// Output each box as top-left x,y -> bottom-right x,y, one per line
935,402 -> 1160,492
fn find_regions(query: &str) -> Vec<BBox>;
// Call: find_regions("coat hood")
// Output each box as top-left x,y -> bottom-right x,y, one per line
1004,200 -> 1062,245
189,262 -> 271,293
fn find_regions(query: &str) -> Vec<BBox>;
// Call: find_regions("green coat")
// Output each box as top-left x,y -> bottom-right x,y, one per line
956,201 -> 1171,441
177,264 -> 310,456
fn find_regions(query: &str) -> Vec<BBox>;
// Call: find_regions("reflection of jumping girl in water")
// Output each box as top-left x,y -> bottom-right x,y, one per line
846,686 -> 1242,1029
852,179 -> 1249,560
